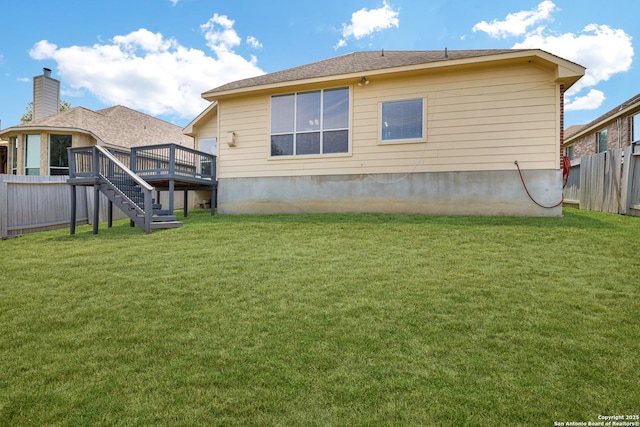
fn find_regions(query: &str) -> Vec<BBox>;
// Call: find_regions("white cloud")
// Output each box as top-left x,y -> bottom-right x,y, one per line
246,36 -> 263,50
29,15 -> 264,119
201,14 -> 241,54
336,0 -> 399,48
112,29 -> 175,53
472,0 -> 557,39
565,89 -> 605,111
513,24 -> 634,95
169,0 -> 179,5
17,77 -> 30,83
472,1 -> 634,112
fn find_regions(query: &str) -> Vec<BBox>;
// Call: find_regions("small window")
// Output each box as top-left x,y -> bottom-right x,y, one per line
11,137 -> 18,175
633,114 -> 640,143
49,134 -> 72,175
566,145 -> 574,160
381,99 -> 424,142
597,129 -> 608,153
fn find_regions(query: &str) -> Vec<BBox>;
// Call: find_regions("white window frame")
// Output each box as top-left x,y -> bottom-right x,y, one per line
379,97 -> 427,144
24,134 -> 41,176
269,87 -> 351,158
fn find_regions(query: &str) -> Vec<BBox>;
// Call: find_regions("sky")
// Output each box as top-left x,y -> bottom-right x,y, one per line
0,0 -> 636,130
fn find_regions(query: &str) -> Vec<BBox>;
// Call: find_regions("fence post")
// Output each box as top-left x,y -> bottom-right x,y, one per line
621,145 -> 637,215
0,175 -> 7,239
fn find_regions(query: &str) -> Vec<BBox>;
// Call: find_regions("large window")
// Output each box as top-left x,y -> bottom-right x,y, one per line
270,87 -> 349,156
25,134 -> 41,175
381,99 -> 424,142
597,129 -> 608,153
49,134 -> 72,175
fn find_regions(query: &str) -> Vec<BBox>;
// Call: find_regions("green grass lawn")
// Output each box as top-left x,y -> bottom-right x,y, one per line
1,208 -> 638,426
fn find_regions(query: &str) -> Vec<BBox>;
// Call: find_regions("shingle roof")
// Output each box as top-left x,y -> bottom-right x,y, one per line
564,92 -> 640,143
203,49 -> 522,97
1,105 -> 193,148
564,124 -> 586,140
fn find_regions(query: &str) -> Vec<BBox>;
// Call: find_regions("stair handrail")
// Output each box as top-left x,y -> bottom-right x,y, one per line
95,146 -> 153,191
95,146 -> 154,233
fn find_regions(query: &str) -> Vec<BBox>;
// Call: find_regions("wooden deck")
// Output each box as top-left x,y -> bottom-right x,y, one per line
68,144 -> 216,234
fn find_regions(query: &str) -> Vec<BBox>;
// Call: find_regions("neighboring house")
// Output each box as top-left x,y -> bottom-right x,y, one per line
563,93 -> 640,160
0,69 -> 193,176
185,49 -> 584,217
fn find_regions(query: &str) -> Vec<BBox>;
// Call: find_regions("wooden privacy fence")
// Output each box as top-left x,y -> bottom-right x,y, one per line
563,145 -> 640,216
0,175 -> 88,239
0,174 -> 191,239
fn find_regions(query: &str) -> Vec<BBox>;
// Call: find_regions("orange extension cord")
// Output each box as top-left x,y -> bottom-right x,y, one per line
514,156 -> 571,209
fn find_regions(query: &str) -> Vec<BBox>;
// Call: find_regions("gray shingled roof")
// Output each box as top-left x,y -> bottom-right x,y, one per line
565,92 -> 640,142
1,105 -> 193,148
203,49 -> 522,97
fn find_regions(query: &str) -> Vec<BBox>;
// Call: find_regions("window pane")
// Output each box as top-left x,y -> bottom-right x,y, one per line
25,134 -> 41,175
633,115 -> 640,142
199,137 -> 217,155
271,134 -> 293,156
50,134 -> 71,172
323,130 -> 349,153
296,132 -> 320,155
382,99 -> 423,141
597,129 -> 608,153
323,88 -> 349,130
11,137 -> 17,172
296,91 -> 321,132
271,95 -> 294,134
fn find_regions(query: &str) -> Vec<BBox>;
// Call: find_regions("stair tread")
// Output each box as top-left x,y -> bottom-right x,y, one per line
152,215 -> 177,222
150,221 -> 184,229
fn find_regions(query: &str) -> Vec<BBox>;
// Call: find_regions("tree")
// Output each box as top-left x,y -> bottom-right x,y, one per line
20,100 -> 72,123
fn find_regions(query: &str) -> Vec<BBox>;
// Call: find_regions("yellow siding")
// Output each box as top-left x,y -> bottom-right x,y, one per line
215,62 -> 560,179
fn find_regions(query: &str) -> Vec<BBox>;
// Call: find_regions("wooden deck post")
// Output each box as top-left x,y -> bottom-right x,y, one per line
108,200 -> 113,228
70,185 -> 77,235
93,184 -> 100,235
183,190 -> 188,217
168,180 -> 175,214
211,183 -> 216,216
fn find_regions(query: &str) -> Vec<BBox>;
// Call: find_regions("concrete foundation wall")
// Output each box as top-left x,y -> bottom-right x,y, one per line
218,169 -> 563,217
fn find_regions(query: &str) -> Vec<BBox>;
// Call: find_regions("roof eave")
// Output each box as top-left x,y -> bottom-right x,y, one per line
565,99 -> 640,145
0,125 -> 102,143
202,49 -> 585,101
183,101 -> 218,136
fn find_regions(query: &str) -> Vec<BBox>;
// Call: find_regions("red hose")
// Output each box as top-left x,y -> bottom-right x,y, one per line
561,155 -> 571,188
514,158 -> 568,209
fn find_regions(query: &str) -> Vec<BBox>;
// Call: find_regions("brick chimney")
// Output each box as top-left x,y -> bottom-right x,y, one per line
33,67 -> 60,120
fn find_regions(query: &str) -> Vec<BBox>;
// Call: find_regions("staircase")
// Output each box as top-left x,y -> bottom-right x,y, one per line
93,146 -> 182,233
99,174 -> 183,232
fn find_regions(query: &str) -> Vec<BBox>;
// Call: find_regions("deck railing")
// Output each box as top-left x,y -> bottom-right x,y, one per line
70,144 -> 216,182
131,144 -> 216,181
